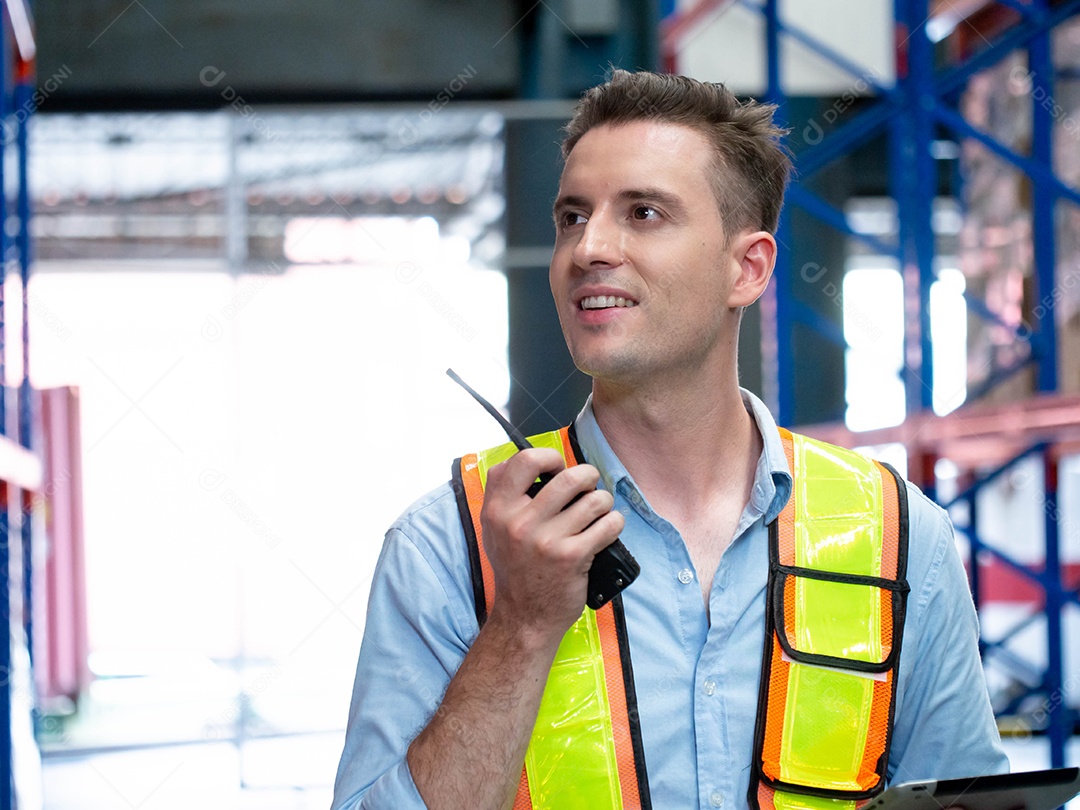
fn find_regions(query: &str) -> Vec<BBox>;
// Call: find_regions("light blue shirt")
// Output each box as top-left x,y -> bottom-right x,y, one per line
332,390 -> 1008,809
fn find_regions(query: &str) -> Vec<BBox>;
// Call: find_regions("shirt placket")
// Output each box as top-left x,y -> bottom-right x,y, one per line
696,554 -> 737,809
697,479 -> 774,810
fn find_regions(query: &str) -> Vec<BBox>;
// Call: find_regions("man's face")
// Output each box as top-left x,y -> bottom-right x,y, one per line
550,120 -> 751,386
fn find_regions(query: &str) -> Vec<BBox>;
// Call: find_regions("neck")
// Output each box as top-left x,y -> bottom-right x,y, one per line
590,365 -> 760,512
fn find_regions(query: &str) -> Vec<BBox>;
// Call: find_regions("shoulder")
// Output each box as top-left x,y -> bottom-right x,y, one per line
390,480 -> 463,539
375,480 -> 477,634
901,478 -> 953,551
385,480 -> 469,574
898,478 -> 967,616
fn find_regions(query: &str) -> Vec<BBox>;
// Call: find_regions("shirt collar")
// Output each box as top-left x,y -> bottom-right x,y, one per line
572,388 -> 792,524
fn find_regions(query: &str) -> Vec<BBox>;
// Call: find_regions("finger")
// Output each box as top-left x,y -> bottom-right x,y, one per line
486,448 -> 566,500
574,505 -> 627,558
540,509 -> 626,578
538,491 -> 624,565
542,485 -> 615,535
528,463 -> 601,513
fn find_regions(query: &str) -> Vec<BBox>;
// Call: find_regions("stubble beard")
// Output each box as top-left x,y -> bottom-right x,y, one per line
565,327 -> 657,388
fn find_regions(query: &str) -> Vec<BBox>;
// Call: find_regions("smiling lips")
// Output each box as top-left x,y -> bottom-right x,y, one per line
579,295 -> 638,310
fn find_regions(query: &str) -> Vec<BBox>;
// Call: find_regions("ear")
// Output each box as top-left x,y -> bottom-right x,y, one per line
728,230 -> 776,308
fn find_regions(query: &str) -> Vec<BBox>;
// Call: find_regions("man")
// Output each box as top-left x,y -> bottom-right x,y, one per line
333,70 -> 1007,810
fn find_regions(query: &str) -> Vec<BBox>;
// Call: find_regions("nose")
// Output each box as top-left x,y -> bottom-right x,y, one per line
571,209 -> 622,271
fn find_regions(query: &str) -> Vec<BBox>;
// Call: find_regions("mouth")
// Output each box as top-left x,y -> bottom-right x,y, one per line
579,295 -> 638,311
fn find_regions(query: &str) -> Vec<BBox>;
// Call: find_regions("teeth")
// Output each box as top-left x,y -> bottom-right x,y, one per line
581,295 -> 637,310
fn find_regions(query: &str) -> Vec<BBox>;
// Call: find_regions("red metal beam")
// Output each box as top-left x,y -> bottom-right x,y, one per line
950,2 -> 1024,61
798,392 -> 1080,469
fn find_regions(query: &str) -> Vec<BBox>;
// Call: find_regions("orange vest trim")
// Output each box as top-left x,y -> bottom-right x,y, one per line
451,424 -> 652,810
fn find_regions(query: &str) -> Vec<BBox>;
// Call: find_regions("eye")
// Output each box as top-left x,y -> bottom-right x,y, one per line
559,211 -> 587,229
631,205 -> 660,221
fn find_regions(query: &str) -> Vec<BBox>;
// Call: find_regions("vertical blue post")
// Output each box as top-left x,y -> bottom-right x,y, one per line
15,71 -> 31,670
1029,1 -> 1058,393
1042,449 -> 1066,768
892,0 -> 937,416
763,0 -> 794,426
891,0 -> 918,419
0,4 -> 12,807
966,490 -> 983,655
909,0 -> 936,412
0,481 -> 8,810
773,213 -> 794,427
1030,0 -> 1064,769
763,0 -> 782,118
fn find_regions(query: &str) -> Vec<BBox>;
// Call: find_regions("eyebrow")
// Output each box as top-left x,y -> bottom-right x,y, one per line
552,187 -> 688,220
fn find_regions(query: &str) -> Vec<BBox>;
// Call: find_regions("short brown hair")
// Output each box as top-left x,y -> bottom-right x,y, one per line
562,70 -> 792,236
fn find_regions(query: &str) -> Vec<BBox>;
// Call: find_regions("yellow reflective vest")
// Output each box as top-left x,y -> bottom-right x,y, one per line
452,425 -> 909,810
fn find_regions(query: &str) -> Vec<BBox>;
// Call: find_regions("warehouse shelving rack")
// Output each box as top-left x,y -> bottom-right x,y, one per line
662,0 -> 1080,770
0,1 -> 42,808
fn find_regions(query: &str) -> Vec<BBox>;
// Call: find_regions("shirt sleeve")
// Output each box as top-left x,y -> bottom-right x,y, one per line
887,487 -> 1010,784
331,489 -> 477,810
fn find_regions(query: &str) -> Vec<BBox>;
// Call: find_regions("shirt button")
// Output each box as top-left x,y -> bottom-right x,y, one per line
677,568 -> 694,584
710,790 -> 725,807
703,678 -> 716,696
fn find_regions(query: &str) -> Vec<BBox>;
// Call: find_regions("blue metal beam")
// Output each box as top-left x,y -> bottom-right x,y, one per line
981,609 -> 1043,655
786,185 -> 897,256
964,355 -> 1036,403
989,645 -> 1047,701
791,299 -> 847,348
953,525 -> 1042,587
0,5 -> 12,805
889,0 -> 936,413
736,0 -> 896,98
1029,8 -> 1058,395
763,0 -> 795,424
793,98 -> 897,179
932,105 -> 1080,210
887,104 -> 919,415
935,0 -> 1080,99
1032,117 -> 1072,733
962,290 -> 1029,341
763,0 -> 781,105
911,0 -> 936,413
967,493 -> 983,640
14,77 -> 32,680
773,212 -> 795,425
1041,448 -> 1066,767
942,443 -> 1045,510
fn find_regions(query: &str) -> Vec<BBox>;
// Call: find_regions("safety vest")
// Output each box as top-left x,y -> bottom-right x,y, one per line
452,425 -> 909,810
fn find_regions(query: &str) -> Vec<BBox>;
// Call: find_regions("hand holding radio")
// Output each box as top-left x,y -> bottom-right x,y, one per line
447,369 -> 640,611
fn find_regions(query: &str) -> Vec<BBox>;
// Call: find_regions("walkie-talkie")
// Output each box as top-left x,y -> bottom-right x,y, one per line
447,368 -> 640,609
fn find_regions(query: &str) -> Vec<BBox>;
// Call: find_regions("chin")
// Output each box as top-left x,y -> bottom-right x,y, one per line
570,351 -> 645,385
